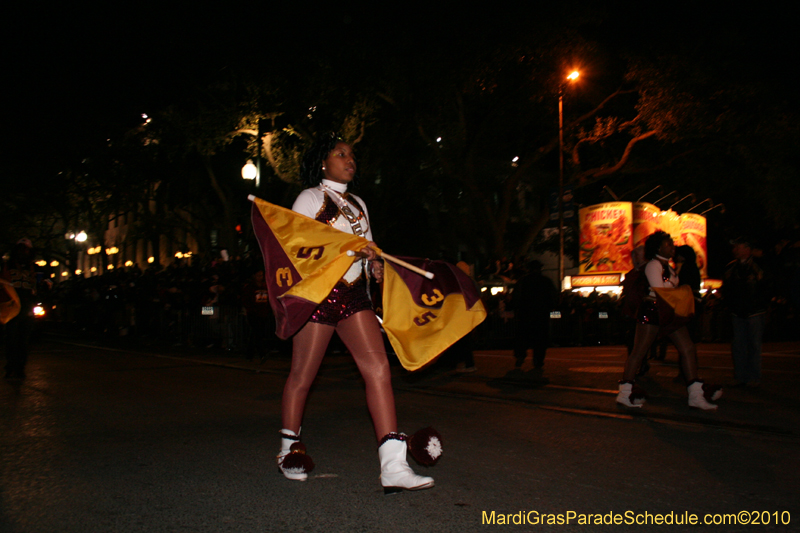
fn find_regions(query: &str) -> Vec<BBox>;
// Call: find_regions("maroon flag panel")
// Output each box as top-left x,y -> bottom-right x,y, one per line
251,203 -> 319,339
386,257 -> 482,310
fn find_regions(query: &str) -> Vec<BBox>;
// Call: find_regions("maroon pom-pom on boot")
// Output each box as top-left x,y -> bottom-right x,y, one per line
408,427 -> 443,466
616,380 -> 647,408
277,429 -> 314,481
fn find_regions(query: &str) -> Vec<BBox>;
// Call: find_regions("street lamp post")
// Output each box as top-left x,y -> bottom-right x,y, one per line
65,231 -> 88,278
558,70 -> 580,289
241,119 -> 264,189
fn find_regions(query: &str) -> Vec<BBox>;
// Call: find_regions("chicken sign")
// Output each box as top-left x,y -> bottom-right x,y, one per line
579,202 -> 634,274
579,202 -> 708,277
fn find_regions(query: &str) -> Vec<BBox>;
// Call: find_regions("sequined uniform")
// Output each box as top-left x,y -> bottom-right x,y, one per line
637,256 -> 678,326
291,179 -> 374,325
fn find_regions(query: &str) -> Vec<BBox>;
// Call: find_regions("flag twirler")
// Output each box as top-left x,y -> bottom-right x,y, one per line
250,196 -> 372,339
382,257 -> 487,371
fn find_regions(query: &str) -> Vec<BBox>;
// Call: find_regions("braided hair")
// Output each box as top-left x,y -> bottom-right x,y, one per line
300,132 -> 357,188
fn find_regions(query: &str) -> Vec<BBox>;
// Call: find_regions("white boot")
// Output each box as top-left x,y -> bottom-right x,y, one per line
688,381 -> 718,410
379,436 -> 434,494
277,429 -> 307,481
616,382 -> 645,408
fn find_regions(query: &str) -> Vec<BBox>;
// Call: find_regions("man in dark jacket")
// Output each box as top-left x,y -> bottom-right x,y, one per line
722,238 -> 769,387
511,260 -> 557,369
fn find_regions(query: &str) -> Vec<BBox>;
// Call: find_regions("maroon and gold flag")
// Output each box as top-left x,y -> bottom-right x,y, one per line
0,279 -> 21,325
382,258 -> 487,371
250,197 -> 372,339
251,196 -> 486,368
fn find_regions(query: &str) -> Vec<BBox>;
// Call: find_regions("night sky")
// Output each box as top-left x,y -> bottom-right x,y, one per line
4,2 -> 794,189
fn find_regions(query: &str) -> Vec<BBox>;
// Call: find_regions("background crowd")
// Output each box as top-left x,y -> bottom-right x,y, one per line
4,236 -> 800,372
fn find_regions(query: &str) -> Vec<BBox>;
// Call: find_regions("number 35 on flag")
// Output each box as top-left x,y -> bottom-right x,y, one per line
414,311 -> 438,326
421,289 -> 444,306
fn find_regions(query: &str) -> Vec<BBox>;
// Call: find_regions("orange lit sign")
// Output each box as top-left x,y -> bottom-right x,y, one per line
571,274 -> 622,287
579,202 -> 633,274
580,202 -> 711,278
632,202 -> 660,249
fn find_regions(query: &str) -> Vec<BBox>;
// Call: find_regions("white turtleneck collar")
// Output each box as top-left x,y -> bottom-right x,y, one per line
321,179 -> 348,194
656,254 -> 671,263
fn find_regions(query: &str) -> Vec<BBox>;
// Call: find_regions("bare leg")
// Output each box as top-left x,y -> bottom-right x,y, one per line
281,321 -> 335,434
669,326 -> 698,382
670,325 -> 718,409
336,311 -> 397,440
623,323 -> 659,381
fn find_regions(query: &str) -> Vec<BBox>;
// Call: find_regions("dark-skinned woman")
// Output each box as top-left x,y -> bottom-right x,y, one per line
617,231 -> 721,410
276,133 -> 434,493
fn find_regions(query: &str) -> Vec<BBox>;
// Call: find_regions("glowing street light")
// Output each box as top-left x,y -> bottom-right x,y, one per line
242,159 -> 258,180
63,231 -> 89,279
242,118 -> 265,189
558,69 -> 580,287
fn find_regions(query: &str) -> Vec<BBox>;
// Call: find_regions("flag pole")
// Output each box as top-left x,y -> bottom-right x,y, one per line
347,250 -> 434,279
381,252 -> 435,279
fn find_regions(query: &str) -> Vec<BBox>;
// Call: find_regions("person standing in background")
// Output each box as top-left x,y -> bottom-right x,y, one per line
723,237 -> 769,388
452,261 -> 478,373
511,260 -> 556,370
675,245 -> 702,340
241,268 -> 273,362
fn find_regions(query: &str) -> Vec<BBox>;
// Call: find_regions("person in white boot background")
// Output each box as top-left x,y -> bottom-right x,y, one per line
617,231 -> 722,410
276,133 -> 434,494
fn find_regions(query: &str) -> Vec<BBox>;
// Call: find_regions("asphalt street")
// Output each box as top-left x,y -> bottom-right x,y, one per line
2,334 -> 799,532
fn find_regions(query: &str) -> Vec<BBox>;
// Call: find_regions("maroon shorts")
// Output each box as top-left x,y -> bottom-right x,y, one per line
308,278 -> 373,326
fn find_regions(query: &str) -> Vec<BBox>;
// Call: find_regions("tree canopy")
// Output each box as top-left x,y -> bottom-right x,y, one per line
3,5 -> 797,277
